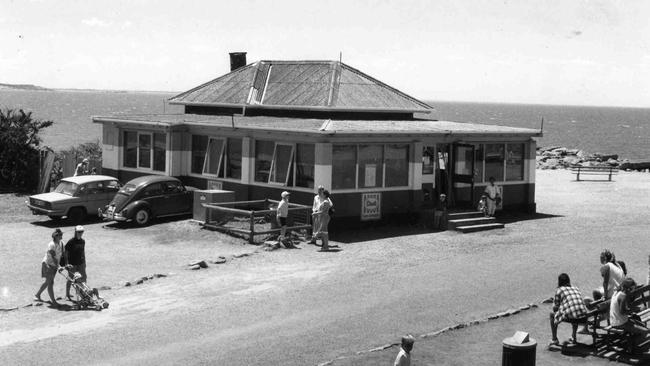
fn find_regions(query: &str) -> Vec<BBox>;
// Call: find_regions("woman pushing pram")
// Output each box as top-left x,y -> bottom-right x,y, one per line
58,265 -> 109,310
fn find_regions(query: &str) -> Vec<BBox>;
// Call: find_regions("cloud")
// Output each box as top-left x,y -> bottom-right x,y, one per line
82,17 -> 110,27
567,30 -> 583,38
122,21 -> 133,29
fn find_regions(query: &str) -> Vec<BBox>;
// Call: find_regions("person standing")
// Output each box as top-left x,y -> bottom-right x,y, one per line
64,225 -> 87,300
74,158 -> 89,176
310,186 -> 325,244
484,177 -> 502,217
277,191 -> 290,241
433,193 -> 448,230
35,228 -> 65,306
393,334 -> 415,366
313,190 -> 332,251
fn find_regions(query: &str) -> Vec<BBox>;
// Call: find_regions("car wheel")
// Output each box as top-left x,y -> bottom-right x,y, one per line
134,208 -> 151,226
67,207 -> 86,224
48,215 -> 63,221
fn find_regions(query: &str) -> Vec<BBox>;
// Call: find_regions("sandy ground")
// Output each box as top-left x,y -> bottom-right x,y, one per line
1,169 -> 650,365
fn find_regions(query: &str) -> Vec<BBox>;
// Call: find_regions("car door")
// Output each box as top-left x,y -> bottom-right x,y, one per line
162,180 -> 190,215
140,183 -> 167,216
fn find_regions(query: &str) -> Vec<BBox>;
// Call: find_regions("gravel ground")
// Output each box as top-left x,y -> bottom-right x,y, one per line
1,169 -> 650,366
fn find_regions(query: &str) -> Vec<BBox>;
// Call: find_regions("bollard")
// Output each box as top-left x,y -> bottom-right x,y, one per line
502,332 -> 536,366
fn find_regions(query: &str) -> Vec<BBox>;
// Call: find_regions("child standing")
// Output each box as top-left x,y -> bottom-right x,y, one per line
478,194 -> 488,217
276,191 -> 290,241
394,334 -> 415,366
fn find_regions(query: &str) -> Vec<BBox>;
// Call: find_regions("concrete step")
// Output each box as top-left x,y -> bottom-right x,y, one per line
447,216 -> 496,230
456,223 -> 505,233
447,211 -> 485,220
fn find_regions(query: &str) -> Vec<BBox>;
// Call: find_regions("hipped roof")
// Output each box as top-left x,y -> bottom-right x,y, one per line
169,60 -> 434,114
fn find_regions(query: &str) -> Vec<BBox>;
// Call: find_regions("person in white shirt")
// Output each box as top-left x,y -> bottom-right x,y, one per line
277,191 -> 290,241
610,278 -> 649,349
74,158 -> 89,176
35,228 -> 64,306
394,334 -> 415,366
310,186 -> 333,244
484,177 -> 502,217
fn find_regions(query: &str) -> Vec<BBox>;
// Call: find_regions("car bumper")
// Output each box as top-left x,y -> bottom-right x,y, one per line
98,207 -> 128,222
25,203 -> 65,216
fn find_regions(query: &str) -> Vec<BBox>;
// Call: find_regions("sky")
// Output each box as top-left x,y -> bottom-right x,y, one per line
1,0 -> 649,107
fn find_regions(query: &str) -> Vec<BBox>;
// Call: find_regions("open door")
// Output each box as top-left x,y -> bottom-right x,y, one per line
452,143 -> 475,208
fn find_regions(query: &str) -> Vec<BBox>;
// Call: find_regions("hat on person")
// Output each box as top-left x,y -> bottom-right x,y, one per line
52,228 -> 63,238
281,191 -> 290,198
317,185 -> 325,190
82,158 -> 89,163
75,225 -> 84,232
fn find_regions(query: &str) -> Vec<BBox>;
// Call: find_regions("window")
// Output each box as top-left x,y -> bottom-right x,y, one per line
385,144 -> 409,187
484,143 -> 505,181
124,131 -> 166,171
295,143 -> 314,188
153,133 -> 166,171
142,183 -> 163,197
358,145 -> 383,188
124,131 -> 138,168
506,143 -> 525,181
422,146 -> 435,175
254,140 -> 275,182
474,144 -> 484,183
332,145 -> 357,189
226,138 -> 242,179
269,144 -> 294,185
138,134 -> 151,168
191,135 -> 208,174
204,138 -> 225,175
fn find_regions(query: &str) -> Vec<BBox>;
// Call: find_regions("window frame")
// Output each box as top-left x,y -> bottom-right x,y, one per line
268,143 -> 295,186
202,137 -> 226,177
122,130 -> 166,172
332,143 -> 411,191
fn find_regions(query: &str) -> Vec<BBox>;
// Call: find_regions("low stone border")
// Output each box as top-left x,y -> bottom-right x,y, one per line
316,301 -> 545,366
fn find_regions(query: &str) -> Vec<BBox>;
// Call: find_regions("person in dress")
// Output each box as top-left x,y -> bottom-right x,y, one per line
595,249 -> 625,300
549,273 -> 588,347
313,190 -> 332,251
484,177 -> 501,217
393,334 -> 415,366
35,228 -> 65,307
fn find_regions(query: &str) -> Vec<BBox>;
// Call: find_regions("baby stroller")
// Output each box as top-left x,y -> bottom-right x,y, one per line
57,265 -> 109,311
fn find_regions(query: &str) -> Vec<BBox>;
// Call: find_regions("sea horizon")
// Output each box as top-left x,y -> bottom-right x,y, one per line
1,88 -> 649,161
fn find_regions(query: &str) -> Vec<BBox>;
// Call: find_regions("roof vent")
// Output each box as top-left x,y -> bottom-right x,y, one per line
229,52 -> 247,71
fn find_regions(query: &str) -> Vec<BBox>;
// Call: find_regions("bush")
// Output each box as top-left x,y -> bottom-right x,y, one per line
0,109 -> 53,191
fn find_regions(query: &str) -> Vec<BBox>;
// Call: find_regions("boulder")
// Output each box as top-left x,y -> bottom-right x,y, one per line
211,257 -> 227,264
593,153 -> 618,161
188,264 -> 201,270
551,147 -> 568,155
566,149 -> 580,155
545,158 -> 559,167
607,158 -> 619,166
189,260 -> 208,268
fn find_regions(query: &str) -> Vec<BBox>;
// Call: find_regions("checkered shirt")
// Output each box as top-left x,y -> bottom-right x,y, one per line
554,286 -> 588,324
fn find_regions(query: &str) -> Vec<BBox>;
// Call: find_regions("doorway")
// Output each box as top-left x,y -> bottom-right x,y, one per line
452,143 -> 475,208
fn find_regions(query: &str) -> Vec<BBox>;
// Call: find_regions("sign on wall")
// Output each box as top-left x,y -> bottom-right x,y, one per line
361,192 -> 381,221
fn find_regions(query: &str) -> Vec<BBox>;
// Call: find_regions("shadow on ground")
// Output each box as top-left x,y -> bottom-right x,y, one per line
496,212 -> 564,225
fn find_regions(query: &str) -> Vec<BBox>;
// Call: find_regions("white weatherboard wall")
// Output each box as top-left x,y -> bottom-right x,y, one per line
101,124 -> 119,170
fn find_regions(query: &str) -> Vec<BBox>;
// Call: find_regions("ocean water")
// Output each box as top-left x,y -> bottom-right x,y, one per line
1,89 -> 649,160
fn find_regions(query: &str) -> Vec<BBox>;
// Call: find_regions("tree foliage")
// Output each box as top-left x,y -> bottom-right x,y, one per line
0,108 -> 53,190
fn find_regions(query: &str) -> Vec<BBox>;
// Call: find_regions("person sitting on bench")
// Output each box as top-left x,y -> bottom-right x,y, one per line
549,273 -> 589,347
610,277 -> 649,345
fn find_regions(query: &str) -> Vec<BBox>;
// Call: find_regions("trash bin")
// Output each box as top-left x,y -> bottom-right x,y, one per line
502,336 -> 536,366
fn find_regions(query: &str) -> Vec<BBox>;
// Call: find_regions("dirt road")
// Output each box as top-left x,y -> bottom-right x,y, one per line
1,170 -> 649,365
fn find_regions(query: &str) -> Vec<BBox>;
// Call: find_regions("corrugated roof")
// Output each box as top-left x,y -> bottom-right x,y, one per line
92,114 -> 541,137
169,61 -> 434,113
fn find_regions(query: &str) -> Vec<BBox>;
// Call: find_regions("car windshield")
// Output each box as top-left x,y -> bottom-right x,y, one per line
53,181 -> 78,196
118,183 -> 138,196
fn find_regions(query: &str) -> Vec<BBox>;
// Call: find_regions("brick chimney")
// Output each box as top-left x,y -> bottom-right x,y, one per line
229,52 -> 247,71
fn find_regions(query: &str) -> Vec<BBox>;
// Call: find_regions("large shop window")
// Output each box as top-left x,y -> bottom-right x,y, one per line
332,145 -> 357,190
254,140 -> 314,186
484,144 -> 505,181
295,143 -> 315,188
385,144 -> 409,187
359,145 -> 383,188
123,131 -> 166,171
506,143 -> 525,181
474,144 -> 484,183
192,135 -> 242,179
191,135 -> 208,174
422,146 -> 435,175
333,143 -> 410,190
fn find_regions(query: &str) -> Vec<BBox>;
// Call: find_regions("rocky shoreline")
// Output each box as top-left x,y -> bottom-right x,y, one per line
536,146 -> 650,171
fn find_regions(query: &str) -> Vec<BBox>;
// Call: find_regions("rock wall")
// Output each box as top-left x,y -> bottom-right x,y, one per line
536,146 -> 650,171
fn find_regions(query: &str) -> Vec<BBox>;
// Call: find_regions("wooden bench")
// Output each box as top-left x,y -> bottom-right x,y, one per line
603,284 -> 650,353
570,165 -> 619,181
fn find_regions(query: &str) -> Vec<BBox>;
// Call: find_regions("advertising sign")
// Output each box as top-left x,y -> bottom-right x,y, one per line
361,192 -> 381,221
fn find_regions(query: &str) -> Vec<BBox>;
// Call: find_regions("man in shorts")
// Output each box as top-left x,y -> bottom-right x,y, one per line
65,225 -> 87,300
277,191 -> 290,241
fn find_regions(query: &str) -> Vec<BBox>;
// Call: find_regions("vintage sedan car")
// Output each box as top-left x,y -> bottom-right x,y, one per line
100,175 -> 194,226
26,175 -> 122,223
